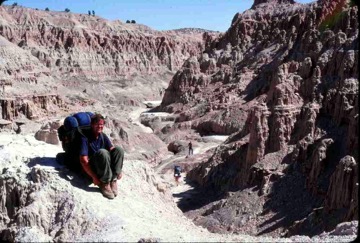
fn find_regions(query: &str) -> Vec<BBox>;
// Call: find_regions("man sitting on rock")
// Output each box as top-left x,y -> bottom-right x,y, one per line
79,114 -> 124,199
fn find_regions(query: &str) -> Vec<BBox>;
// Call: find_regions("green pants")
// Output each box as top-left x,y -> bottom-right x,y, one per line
90,146 -> 124,183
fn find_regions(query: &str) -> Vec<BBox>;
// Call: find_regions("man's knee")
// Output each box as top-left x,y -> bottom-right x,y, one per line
112,146 -> 124,157
91,149 -> 111,166
98,148 -> 110,157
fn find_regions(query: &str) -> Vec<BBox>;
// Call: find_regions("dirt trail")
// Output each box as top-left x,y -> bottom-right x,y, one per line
154,138 -> 225,173
128,106 -> 153,133
131,101 -> 227,201
135,101 -> 230,207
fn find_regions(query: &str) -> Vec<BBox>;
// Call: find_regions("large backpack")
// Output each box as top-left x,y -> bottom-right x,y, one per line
57,112 -> 94,172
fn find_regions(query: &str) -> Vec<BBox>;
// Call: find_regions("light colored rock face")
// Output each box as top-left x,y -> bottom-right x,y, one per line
34,120 -> 61,145
0,95 -> 66,121
0,5 -> 207,89
158,0 -> 358,237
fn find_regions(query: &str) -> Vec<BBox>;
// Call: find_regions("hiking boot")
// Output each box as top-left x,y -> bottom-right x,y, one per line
100,183 -> 114,199
110,180 -> 118,197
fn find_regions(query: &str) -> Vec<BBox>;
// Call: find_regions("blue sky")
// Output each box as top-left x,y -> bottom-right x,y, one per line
5,0 -> 315,32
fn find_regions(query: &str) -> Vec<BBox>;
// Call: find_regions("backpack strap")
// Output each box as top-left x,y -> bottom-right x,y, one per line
77,126 -> 89,137
100,132 -> 104,146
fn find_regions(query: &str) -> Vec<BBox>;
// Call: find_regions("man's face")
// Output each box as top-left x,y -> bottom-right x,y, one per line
91,119 -> 105,135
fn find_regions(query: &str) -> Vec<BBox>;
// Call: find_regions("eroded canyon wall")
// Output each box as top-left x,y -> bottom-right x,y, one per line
159,0 -> 358,236
0,5 -> 205,83
0,5 -> 213,122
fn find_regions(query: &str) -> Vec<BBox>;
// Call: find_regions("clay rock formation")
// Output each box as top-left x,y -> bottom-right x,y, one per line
0,156 -> 101,242
167,140 -> 187,154
324,156 -> 358,219
0,5 -> 209,89
34,120 -> 61,145
104,116 -> 170,162
158,0 -> 358,237
0,94 -> 66,121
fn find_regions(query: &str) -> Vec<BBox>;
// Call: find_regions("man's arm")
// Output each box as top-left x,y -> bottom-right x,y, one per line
80,155 -> 101,186
102,133 -> 114,151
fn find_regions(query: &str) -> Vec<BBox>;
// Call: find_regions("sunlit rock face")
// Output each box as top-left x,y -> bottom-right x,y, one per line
0,5 -> 216,104
0,6 -> 206,81
163,0 -> 358,237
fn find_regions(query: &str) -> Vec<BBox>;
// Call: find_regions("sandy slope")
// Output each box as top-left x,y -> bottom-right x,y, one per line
0,133 -> 249,242
0,132 -> 357,242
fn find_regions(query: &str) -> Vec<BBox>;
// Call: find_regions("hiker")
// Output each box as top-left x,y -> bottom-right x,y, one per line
188,141 -> 193,156
174,165 -> 182,184
79,114 -> 125,199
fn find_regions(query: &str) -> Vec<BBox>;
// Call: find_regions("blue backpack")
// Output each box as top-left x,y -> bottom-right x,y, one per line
57,112 -> 94,172
174,165 -> 181,176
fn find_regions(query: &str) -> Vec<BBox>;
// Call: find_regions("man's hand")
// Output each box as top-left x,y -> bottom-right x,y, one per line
80,155 -> 101,186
